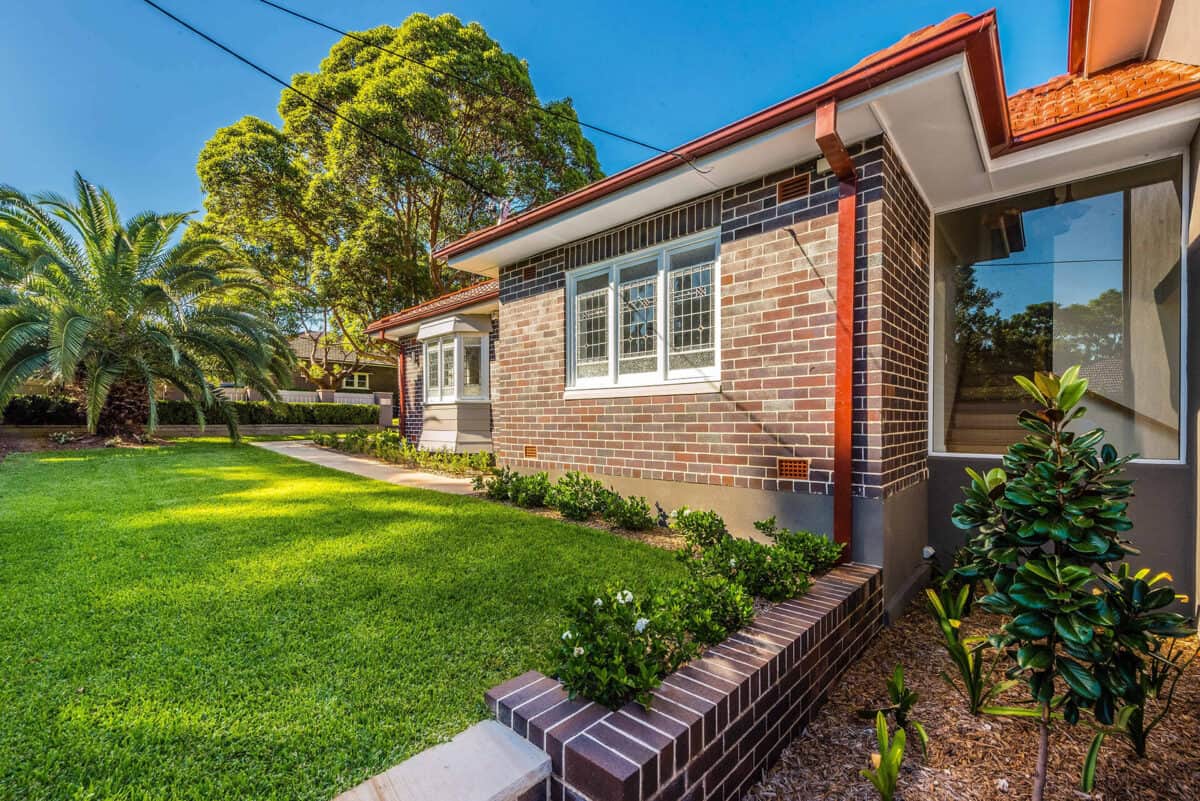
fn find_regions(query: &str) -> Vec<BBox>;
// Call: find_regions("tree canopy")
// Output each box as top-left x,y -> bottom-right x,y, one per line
196,13 -> 602,361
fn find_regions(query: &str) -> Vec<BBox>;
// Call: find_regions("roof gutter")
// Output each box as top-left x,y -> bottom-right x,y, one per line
433,11 -> 1002,263
815,99 -> 857,560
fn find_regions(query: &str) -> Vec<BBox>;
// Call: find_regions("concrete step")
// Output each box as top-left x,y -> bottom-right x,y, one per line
333,721 -> 550,801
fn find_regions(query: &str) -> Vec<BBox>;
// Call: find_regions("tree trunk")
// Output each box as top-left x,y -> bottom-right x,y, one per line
96,380 -> 151,438
1032,704 -> 1050,801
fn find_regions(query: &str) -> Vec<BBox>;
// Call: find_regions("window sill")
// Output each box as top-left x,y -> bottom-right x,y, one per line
424,398 -> 492,406
563,379 -> 721,400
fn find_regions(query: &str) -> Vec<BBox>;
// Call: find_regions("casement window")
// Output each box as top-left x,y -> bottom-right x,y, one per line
566,231 -> 720,390
931,157 -> 1185,461
422,330 -> 490,404
342,372 -> 370,390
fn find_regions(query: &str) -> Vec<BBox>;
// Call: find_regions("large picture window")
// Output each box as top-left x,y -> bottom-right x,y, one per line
566,232 -> 719,389
932,158 -> 1184,460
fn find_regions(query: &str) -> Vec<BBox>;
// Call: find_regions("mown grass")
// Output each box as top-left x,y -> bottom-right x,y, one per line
0,442 -> 683,800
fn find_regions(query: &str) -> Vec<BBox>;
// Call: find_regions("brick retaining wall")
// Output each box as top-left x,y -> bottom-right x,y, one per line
485,564 -> 882,801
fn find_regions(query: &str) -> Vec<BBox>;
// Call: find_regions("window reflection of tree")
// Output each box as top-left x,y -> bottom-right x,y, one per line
953,266 -> 1124,396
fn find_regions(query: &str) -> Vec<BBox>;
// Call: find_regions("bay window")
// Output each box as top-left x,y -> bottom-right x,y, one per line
931,158 -> 1184,460
422,328 -> 490,404
567,231 -> 719,389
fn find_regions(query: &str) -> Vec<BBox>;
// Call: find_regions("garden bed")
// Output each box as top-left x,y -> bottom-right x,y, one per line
487,565 -> 883,801
744,599 -> 1200,801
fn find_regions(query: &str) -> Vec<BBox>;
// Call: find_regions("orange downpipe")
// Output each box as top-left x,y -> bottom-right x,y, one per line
817,99 -> 857,559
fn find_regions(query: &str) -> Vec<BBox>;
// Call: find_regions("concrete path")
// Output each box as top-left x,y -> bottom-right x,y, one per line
250,440 -> 477,495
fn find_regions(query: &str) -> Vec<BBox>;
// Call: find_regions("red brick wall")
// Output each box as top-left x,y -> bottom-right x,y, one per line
494,136 -> 929,501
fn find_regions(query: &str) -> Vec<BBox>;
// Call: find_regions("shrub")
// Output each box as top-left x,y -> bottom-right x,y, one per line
546,471 -> 612,520
159,399 -> 380,426
556,585 -> 694,710
474,467 -> 519,500
687,536 -> 811,602
1,395 -> 86,425
509,472 -> 551,508
315,429 -> 495,476
950,367 -> 1196,800
754,516 -> 844,573
662,573 -> 754,647
603,493 -> 655,531
669,507 -> 729,549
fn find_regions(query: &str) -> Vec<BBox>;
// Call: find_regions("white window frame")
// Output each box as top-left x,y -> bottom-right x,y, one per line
565,228 -> 721,394
926,150 -> 1190,466
342,372 -> 370,390
423,333 -> 490,405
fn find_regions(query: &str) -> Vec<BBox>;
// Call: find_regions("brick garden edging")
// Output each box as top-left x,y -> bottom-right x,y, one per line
485,564 -> 882,801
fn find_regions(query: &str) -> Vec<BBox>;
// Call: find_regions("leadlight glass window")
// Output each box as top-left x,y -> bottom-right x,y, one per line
575,273 -> 610,379
669,245 -> 715,372
566,233 -> 719,388
619,260 -> 658,377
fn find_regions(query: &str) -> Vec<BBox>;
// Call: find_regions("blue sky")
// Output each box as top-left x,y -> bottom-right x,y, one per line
0,1 -> 1069,216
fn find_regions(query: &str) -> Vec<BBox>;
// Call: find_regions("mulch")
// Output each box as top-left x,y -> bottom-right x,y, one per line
0,432 -> 103,461
0,431 -> 168,462
744,600 -> 1200,801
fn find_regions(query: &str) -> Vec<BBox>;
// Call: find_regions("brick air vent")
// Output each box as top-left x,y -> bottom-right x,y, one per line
523,444 -> 538,459
777,457 -> 810,480
777,173 -> 811,204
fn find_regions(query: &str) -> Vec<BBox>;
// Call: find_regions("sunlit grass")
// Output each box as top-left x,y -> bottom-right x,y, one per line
0,442 -> 683,800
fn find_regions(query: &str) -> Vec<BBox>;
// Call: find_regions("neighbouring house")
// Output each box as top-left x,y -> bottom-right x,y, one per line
287,333 -> 399,397
369,1 -> 1200,619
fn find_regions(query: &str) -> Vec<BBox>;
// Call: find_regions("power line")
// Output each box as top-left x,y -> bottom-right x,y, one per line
252,0 -> 707,174
140,0 -> 500,199
975,259 -> 1123,267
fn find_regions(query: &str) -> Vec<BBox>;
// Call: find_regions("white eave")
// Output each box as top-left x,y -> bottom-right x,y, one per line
448,51 -> 1200,277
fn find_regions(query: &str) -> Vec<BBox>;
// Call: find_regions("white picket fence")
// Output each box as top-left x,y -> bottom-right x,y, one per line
217,387 -> 378,405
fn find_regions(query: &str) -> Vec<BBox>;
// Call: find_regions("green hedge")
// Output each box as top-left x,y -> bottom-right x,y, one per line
0,395 -> 85,425
1,395 -> 379,427
156,400 -> 379,426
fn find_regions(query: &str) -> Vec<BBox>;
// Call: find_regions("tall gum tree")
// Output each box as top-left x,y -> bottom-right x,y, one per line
196,13 -> 602,365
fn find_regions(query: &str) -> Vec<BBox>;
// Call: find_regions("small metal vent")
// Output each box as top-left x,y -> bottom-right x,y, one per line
524,445 -> 538,459
776,174 -> 811,204
777,457 -> 810,481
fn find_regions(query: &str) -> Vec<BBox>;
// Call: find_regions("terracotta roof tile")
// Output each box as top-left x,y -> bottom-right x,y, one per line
1008,59 -> 1200,137
366,279 -> 499,334
836,13 -> 974,77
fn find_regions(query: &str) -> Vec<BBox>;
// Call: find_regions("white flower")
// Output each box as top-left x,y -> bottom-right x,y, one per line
593,598 -> 603,607
922,545 -> 936,560
573,646 -> 585,657
562,630 -> 572,641
634,617 -> 650,634
616,590 -> 633,605
729,558 -> 738,568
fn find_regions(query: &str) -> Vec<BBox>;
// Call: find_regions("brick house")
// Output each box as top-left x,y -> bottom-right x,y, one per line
370,2 -> 1200,619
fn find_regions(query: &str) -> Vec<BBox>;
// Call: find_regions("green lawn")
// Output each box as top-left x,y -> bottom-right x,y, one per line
0,442 -> 683,800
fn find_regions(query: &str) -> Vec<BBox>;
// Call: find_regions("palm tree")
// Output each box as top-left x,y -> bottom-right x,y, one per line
0,173 -> 293,439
